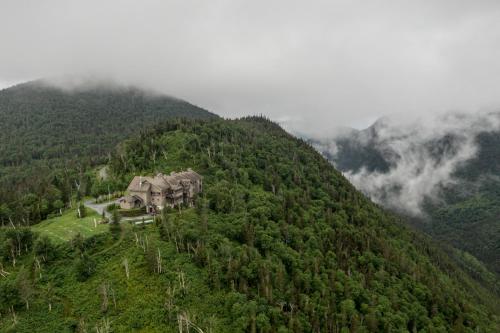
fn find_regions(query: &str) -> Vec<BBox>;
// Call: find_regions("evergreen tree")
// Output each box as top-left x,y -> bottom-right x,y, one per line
109,210 -> 121,240
75,253 -> 96,282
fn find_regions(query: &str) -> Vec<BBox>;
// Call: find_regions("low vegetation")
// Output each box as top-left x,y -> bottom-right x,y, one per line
117,207 -> 147,218
31,208 -> 107,243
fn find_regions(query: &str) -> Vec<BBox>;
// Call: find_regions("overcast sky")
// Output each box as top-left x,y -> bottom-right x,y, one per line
1,0 -> 500,135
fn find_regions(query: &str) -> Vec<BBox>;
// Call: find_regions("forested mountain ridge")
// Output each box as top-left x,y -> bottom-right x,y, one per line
0,80 -> 216,166
0,80 -> 217,225
1,117 -> 499,332
309,113 -> 500,275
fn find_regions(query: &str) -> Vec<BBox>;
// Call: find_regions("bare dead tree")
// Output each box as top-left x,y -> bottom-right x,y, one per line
100,283 -> 109,313
164,285 -> 177,311
10,241 -> 16,267
177,312 -> 205,333
120,152 -> 127,170
0,263 -> 10,277
9,217 -> 16,229
95,317 -> 111,333
34,257 -> 42,279
13,233 -> 23,257
123,258 -> 130,279
46,282 -> 54,313
290,303 -> 296,325
139,236 -> 147,252
19,274 -> 34,310
178,314 -> 184,333
152,149 -> 157,166
10,306 -> 17,325
173,234 -> 180,253
156,248 -> 163,274
178,271 -> 187,295
110,287 -> 117,309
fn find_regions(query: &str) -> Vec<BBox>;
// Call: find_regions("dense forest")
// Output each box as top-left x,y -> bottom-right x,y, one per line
1,117 -> 499,332
0,81 -> 216,226
312,117 -> 500,276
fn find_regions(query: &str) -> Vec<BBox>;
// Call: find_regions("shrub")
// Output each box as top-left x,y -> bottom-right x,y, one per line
109,210 -> 122,239
106,203 -> 118,212
74,253 -> 96,282
34,236 -> 56,262
118,207 -> 146,217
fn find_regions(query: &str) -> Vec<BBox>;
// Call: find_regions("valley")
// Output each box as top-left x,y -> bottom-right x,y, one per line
309,113 -> 500,284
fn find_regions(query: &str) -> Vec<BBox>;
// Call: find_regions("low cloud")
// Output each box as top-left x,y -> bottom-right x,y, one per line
319,112 -> 500,215
2,1 -> 500,131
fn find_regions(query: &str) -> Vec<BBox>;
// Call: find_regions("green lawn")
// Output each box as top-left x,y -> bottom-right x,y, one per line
32,208 -> 108,243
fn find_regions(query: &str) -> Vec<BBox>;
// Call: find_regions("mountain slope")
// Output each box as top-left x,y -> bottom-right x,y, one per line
1,117 -> 499,332
0,80 -> 217,224
0,80 -> 216,166
310,113 -> 500,275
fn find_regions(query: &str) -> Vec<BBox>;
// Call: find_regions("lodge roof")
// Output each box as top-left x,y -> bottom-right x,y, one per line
120,195 -> 143,204
127,169 -> 201,193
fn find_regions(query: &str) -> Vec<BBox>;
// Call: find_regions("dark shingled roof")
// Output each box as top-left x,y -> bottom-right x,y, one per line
120,195 -> 143,204
127,170 -> 202,193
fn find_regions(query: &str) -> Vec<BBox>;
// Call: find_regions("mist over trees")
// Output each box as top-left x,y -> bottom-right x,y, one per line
311,112 -> 500,275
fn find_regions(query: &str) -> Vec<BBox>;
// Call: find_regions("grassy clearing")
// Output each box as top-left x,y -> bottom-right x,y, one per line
2,224 -> 227,332
32,208 -> 108,242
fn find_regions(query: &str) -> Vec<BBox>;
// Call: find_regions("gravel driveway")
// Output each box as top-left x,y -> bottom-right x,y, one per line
84,199 -> 119,218
84,199 -> 152,222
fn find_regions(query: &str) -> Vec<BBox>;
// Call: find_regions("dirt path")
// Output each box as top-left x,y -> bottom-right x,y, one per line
91,226 -> 126,258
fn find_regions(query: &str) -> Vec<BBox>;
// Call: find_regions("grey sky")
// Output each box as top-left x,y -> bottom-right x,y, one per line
1,0 -> 500,135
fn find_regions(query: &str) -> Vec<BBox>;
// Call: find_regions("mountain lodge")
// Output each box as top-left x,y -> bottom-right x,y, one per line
119,169 -> 202,213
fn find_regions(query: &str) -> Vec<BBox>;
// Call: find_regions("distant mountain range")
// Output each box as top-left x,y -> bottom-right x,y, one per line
309,112 -> 500,275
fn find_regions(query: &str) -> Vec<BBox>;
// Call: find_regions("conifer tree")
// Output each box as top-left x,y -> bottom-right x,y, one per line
109,210 -> 121,240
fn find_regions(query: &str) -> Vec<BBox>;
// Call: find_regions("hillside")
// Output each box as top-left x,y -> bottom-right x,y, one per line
0,80 -> 217,225
1,117 -> 499,332
310,113 -> 500,275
